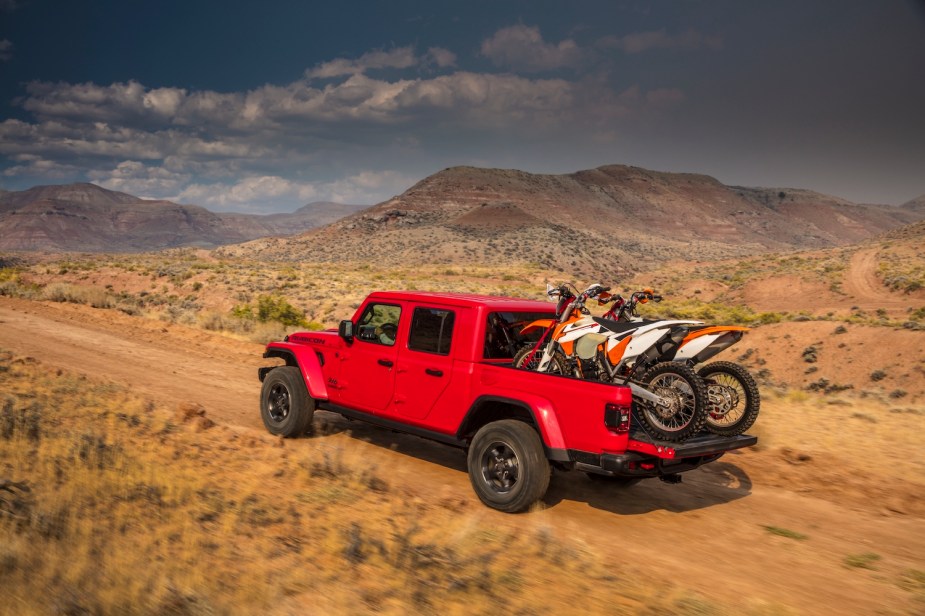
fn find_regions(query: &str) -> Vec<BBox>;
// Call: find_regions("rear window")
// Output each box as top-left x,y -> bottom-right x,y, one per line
483,311 -> 556,359
408,307 -> 455,355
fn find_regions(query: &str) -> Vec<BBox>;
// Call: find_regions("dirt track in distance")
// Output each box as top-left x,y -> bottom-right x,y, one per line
1,296 -> 923,614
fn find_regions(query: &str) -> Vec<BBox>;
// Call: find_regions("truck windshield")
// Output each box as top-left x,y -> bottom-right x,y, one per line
483,311 -> 555,360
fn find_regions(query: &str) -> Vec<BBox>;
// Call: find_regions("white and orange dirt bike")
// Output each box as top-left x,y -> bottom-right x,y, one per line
603,288 -> 760,437
513,284 -> 759,441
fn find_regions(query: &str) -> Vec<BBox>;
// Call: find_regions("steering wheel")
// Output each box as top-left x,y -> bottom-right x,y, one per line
378,322 -> 398,344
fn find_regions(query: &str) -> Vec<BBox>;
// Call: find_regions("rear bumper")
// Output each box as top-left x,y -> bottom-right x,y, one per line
576,433 -> 757,479
599,451 -> 722,477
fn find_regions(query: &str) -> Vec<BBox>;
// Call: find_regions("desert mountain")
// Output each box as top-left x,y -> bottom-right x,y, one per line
900,193 -> 925,214
0,184 -> 366,252
223,165 -> 924,275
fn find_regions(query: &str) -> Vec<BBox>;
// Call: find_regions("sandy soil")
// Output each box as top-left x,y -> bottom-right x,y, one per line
1,296 -> 923,614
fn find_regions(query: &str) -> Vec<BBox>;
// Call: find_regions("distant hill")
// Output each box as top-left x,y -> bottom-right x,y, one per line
0,184 -> 367,252
900,193 -> 925,213
881,218 -> 925,242
221,164 -> 924,275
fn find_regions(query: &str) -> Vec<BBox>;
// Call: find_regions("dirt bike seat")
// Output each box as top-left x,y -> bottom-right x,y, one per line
592,317 -> 653,334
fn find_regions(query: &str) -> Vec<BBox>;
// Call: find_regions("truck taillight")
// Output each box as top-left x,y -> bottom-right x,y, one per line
604,402 -> 631,434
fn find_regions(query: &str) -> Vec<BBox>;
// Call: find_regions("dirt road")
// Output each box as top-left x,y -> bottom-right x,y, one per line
1,296 -> 923,614
843,247 -> 913,309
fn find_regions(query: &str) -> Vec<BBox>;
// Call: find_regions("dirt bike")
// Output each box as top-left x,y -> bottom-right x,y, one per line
514,283 -> 709,442
511,282 -> 580,375
602,289 -> 760,437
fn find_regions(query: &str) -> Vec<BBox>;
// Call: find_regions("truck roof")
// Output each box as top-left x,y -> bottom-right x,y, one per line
367,290 -> 554,312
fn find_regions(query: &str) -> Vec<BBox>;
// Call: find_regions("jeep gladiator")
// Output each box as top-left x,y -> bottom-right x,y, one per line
258,291 -> 757,512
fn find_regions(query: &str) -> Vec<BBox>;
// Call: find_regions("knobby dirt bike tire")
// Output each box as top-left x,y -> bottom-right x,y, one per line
635,362 -> 708,442
512,345 -> 569,376
698,361 -> 760,436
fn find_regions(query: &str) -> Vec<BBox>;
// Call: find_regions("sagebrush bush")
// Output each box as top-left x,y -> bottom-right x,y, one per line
648,299 -> 786,326
232,294 -> 307,328
43,283 -> 113,309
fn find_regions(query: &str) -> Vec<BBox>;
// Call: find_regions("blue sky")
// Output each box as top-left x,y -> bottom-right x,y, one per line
1,0 -> 923,212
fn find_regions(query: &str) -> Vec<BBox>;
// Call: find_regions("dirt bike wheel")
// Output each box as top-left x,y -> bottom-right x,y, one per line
698,361 -> 760,436
636,362 -> 708,442
513,346 -> 569,375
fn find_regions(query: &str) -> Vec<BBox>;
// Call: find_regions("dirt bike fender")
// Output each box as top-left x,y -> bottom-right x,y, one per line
520,319 -> 556,334
682,325 -> 749,345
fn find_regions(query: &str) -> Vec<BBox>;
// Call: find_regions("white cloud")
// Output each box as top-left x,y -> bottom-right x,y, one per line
172,170 -> 413,212
175,176 -> 319,212
425,47 -> 457,68
323,170 -> 417,204
2,154 -> 79,179
306,46 -> 418,79
88,160 -> 191,197
0,39 -> 12,62
599,29 -> 723,54
480,25 -> 583,72
22,80 -> 149,123
142,87 -> 186,116
193,72 -> 576,127
0,115 -> 266,163
395,72 -> 575,128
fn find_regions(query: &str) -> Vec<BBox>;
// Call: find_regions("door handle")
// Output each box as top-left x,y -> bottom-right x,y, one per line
378,359 -> 394,368
425,368 -> 443,377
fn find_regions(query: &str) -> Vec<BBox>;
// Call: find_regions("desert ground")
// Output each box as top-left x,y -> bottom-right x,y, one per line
1,240 -> 924,614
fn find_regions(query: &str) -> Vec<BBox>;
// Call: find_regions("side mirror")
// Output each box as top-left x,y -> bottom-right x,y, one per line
338,320 -> 354,343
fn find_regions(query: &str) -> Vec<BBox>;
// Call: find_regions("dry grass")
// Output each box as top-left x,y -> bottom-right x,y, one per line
0,349 -> 745,615
878,242 -> 925,293
0,252 -> 564,343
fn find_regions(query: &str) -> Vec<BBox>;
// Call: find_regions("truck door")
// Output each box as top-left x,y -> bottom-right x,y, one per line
334,302 -> 402,414
391,306 -> 456,421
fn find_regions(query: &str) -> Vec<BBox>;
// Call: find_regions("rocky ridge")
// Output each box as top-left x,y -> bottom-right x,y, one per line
223,165 -> 924,275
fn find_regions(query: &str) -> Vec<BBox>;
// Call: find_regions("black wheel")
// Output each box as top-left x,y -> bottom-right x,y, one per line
513,345 -> 569,375
698,361 -> 760,436
585,473 -> 642,488
467,420 -> 550,513
260,366 -> 315,437
636,362 -> 708,442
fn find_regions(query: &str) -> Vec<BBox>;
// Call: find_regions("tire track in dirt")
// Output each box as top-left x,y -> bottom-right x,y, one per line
843,247 -> 908,308
0,297 -> 265,429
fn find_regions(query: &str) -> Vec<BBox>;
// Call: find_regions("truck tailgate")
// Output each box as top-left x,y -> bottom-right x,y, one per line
627,428 -> 758,459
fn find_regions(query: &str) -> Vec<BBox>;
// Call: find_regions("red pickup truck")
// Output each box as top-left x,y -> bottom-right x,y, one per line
259,291 -> 757,512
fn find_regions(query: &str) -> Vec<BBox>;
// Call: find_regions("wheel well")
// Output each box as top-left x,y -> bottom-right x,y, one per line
457,398 -> 538,442
265,349 -> 299,368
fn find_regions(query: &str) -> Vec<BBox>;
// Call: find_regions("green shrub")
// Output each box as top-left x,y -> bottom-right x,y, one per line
650,299 -> 786,326
256,295 -> 306,327
232,295 -> 307,328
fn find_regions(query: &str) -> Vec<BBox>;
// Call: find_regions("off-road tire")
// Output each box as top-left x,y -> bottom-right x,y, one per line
467,420 -> 550,513
698,361 -> 760,436
636,362 -> 708,442
260,366 -> 315,437
513,346 -> 569,375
